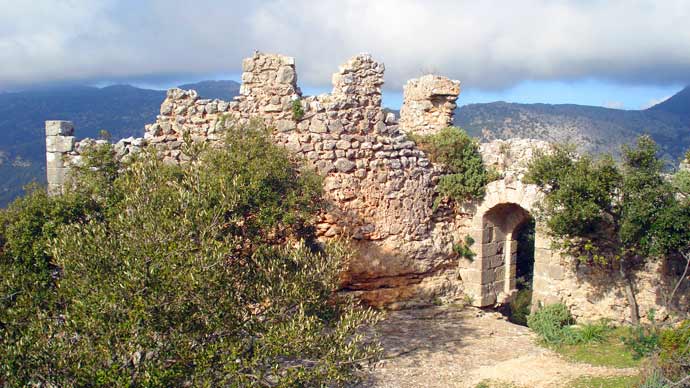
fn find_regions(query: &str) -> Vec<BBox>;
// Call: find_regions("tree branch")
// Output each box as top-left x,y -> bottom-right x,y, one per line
667,252 -> 690,310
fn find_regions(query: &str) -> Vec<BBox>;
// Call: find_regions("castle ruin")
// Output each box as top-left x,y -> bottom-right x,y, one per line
45,52 -> 688,323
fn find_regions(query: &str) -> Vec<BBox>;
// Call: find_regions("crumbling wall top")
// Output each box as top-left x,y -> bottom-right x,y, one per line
399,75 -> 460,136
331,54 -> 385,107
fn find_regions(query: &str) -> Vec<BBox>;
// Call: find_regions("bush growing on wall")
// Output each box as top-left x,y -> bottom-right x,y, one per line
413,127 -> 496,204
0,125 -> 381,387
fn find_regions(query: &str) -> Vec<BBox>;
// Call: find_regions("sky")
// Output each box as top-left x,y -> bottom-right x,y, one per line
1,0 -> 689,109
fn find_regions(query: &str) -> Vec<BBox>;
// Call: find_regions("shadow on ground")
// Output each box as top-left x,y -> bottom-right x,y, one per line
360,305 -> 637,388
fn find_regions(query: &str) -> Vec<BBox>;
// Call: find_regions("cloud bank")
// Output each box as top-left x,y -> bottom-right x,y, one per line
1,0 -> 690,91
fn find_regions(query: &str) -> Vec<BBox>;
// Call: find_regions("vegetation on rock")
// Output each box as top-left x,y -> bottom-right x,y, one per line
291,99 -> 305,120
0,125 -> 381,387
413,126 -> 496,204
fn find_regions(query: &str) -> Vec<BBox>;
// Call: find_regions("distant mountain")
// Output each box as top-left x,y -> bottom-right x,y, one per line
454,87 -> 690,161
648,86 -> 690,119
0,80 -> 240,207
1,80 -> 688,207
178,80 -> 240,101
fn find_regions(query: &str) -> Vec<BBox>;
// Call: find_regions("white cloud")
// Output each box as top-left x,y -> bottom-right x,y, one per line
641,95 -> 672,109
603,101 -> 624,109
1,0 -> 690,91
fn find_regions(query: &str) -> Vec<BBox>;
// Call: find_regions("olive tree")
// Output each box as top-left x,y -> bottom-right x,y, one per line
1,126 -> 381,387
525,136 -> 690,324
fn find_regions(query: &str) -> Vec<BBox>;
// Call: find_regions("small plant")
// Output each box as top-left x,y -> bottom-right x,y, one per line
291,99 -> 305,120
508,288 -> 532,326
638,370 -> 669,388
657,320 -> 690,382
217,113 -> 231,130
98,129 -> 111,141
527,303 -> 575,344
568,375 -> 643,388
499,142 -> 511,157
573,321 -> 611,344
454,235 -> 476,260
622,325 -> 660,359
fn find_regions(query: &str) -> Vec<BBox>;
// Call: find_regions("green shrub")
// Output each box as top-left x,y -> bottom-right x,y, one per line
528,303 -> 575,344
527,303 -> 612,346
291,99 -> 305,120
413,127 -> 495,204
0,185 -> 98,384
622,325 -> 660,360
0,126 -> 381,387
657,320 -> 690,382
453,235 -> 476,260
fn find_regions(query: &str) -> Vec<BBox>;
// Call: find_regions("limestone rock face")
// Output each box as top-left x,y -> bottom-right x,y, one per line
480,138 -> 551,178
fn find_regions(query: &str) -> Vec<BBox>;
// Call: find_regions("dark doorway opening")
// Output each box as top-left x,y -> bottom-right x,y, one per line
508,217 -> 535,326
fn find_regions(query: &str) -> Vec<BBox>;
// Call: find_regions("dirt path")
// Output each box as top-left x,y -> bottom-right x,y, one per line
361,306 -> 637,388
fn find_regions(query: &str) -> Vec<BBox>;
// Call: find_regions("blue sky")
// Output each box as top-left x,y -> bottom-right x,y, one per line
2,0 -> 690,110
123,75 -> 684,111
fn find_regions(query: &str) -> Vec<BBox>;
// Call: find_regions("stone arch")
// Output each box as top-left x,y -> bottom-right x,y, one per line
461,179 -> 554,307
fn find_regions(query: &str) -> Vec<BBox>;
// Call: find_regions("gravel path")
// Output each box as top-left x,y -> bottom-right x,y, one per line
361,306 -> 637,388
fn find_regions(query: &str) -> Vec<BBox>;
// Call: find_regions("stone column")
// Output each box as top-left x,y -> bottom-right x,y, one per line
399,75 -> 460,136
45,120 -> 75,195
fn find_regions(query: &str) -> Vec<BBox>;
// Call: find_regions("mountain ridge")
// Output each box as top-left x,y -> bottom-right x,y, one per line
454,87 -> 690,160
0,80 -> 240,206
1,82 -> 688,207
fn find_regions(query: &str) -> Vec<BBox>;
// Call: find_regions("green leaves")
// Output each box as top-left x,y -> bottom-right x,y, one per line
1,125 -> 379,386
525,146 -> 622,244
525,137 -> 690,265
414,127 -> 494,203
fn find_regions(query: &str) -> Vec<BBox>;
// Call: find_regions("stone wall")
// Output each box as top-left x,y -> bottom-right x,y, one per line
399,75 -> 460,136
45,52 -> 688,323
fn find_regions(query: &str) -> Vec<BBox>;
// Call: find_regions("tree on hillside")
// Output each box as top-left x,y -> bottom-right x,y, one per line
525,136 -> 690,324
1,125 -> 381,387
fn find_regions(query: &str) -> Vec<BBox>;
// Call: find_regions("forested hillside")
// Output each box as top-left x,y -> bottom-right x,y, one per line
0,81 -> 239,206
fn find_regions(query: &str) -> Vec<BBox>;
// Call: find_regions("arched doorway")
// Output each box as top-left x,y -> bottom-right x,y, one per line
478,203 -> 534,306
459,179 -> 556,310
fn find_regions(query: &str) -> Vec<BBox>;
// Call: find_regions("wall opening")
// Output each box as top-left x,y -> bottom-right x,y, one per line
508,217 -> 535,325
477,203 -> 537,321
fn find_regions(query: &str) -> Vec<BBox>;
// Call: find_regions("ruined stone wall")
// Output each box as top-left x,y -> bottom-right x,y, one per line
45,52 -> 688,322
399,75 -> 460,136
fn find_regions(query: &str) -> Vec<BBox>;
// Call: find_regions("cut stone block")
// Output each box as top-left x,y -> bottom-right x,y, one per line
46,151 -> 64,168
46,136 -> 75,153
45,120 -> 74,136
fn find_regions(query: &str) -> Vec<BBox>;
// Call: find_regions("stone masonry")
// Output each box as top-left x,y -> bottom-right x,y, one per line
45,52 -> 688,323
45,121 -> 76,195
399,75 -> 460,136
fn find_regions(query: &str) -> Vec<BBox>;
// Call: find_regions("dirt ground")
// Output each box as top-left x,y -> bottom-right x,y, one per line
360,306 -> 637,388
